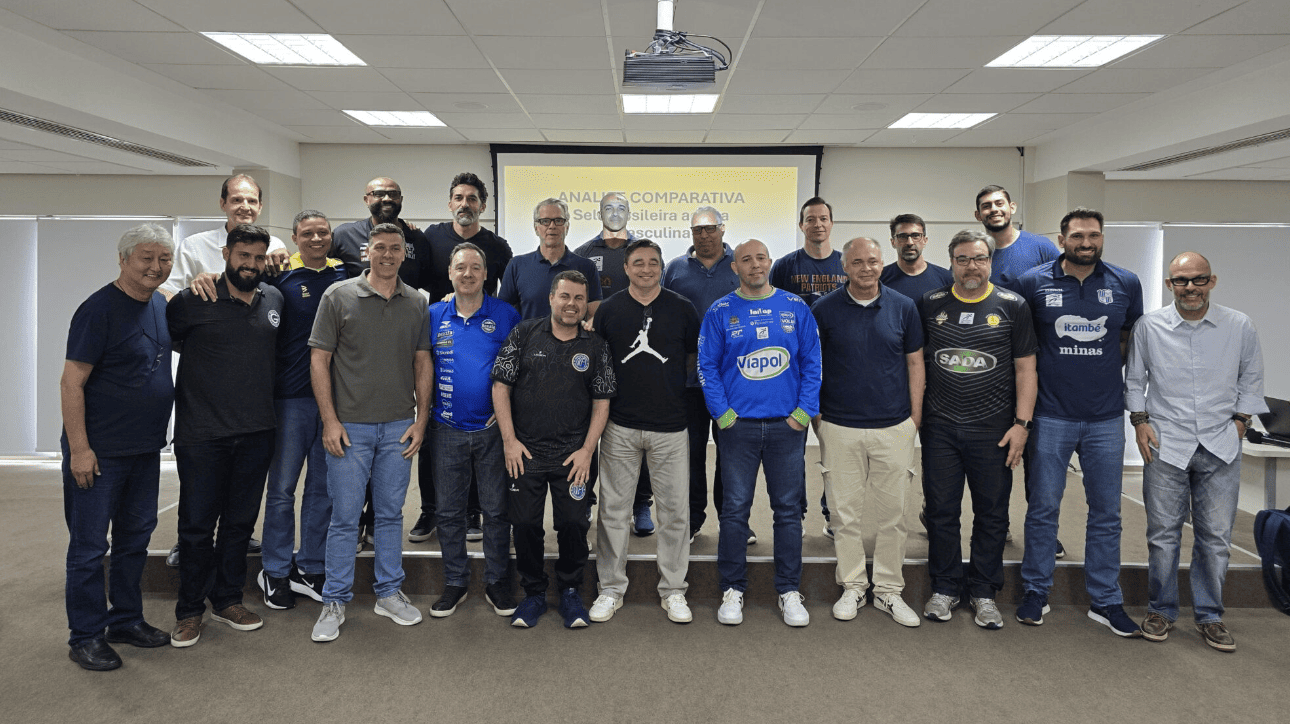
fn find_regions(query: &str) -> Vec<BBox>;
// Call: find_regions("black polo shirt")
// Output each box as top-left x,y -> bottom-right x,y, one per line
424,222 -> 513,300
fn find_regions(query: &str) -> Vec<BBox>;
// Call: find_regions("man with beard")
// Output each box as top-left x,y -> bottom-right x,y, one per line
330,177 -> 434,287
1014,209 -> 1144,637
166,224 -> 284,647
498,198 -> 602,321
919,229 -> 1036,630
880,213 -> 953,303
974,185 -> 1059,293
1126,252 -> 1266,652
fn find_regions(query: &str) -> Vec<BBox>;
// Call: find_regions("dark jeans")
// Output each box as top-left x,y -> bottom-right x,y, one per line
433,422 -> 510,587
415,443 -> 481,521
686,387 -> 724,531
921,422 -> 1013,600
508,461 -> 590,596
174,430 -> 274,620
62,445 -> 159,646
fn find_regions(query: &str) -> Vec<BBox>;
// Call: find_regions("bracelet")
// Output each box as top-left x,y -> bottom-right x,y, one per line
1130,411 -> 1150,426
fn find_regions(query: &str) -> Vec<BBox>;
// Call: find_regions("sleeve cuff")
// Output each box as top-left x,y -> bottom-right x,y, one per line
790,408 -> 811,427
716,409 -> 738,429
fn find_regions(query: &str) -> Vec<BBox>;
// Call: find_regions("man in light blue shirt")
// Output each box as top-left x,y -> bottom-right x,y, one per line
1125,251 -> 1267,653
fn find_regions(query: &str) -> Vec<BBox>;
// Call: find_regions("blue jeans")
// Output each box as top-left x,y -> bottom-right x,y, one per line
432,422 -> 510,587
322,419 -> 414,603
1021,416 -> 1126,606
62,445 -> 159,646
1143,443 -> 1241,624
262,397 -> 331,577
716,418 -> 807,594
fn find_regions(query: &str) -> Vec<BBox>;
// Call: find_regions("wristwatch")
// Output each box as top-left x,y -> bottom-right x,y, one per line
1013,417 -> 1033,430
1233,413 -> 1252,426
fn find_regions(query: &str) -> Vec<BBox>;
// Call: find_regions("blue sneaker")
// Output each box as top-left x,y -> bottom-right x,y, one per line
1016,591 -> 1050,626
632,505 -> 655,536
510,595 -> 548,628
559,588 -> 590,628
1089,604 -> 1143,638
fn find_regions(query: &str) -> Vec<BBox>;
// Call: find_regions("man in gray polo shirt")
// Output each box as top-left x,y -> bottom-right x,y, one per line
307,222 -> 433,642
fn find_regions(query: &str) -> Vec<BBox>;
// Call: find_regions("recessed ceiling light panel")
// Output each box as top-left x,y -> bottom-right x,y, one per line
203,33 -> 365,66
343,110 -> 446,127
986,35 -> 1164,68
887,113 -> 996,130
622,94 -> 719,114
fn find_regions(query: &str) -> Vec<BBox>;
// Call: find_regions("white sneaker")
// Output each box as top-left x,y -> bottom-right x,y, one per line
588,594 -> 622,622
832,588 -> 866,621
717,589 -> 744,625
374,591 -> 422,626
661,593 -> 693,623
779,590 -> 810,627
874,592 -> 922,627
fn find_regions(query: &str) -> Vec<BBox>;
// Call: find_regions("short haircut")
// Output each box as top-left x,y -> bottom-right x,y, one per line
799,196 -> 833,224
226,223 -> 270,249
841,237 -> 881,257
975,184 -> 1010,209
118,223 -> 174,261
889,213 -> 926,237
450,241 -> 487,268
1060,207 -> 1105,235
533,197 -> 569,222
450,172 -> 488,204
691,206 -> 723,225
221,174 -> 261,202
624,238 -> 663,264
369,222 -> 405,241
948,229 -> 994,258
550,269 -> 588,296
292,209 -> 328,234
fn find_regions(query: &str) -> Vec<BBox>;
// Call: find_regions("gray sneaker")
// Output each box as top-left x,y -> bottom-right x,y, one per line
312,602 -> 345,642
923,593 -> 959,622
971,597 -> 1003,629
374,591 -> 423,626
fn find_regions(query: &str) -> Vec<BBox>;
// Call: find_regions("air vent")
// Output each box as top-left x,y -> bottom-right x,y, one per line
0,109 -> 216,168
1116,128 -> 1290,172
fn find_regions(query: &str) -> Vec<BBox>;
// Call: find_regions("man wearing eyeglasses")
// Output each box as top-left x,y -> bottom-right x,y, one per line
919,229 -> 1037,630
880,213 -> 953,303
1125,252 -> 1266,653
498,197 -> 602,321
330,177 -> 434,286
1014,208 -> 1144,637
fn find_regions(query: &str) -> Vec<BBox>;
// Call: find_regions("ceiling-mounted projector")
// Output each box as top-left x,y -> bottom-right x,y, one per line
622,0 -> 729,90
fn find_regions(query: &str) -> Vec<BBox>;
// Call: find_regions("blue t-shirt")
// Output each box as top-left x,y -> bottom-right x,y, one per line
811,284 -> 923,429
63,284 -> 173,457
1016,258 -> 1144,422
268,256 -> 350,399
497,247 -> 602,320
698,288 -> 821,425
990,230 -> 1060,292
429,294 -> 521,431
880,261 -> 953,305
769,248 -> 845,306
662,244 -> 740,386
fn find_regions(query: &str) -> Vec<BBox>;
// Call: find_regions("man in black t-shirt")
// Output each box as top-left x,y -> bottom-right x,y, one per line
491,270 -> 616,629
589,240 -> 699,624
919,229 -> 1037,631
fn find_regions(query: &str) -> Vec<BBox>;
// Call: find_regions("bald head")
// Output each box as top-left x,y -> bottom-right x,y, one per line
731,239 -> 772,294
364,177 -> 403,224
842,236 -> 883,257
1167,250 -> 1217,319
1169,251 -> 1211,275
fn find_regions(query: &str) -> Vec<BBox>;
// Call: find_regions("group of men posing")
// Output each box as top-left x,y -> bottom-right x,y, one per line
61,172 -> 1264,671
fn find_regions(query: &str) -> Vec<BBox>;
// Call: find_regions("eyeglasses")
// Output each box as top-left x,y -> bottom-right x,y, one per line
366,190 -> 401,200
1168,275 -> 1212,287
953,255 -> 991,267
894,232 -> 926,242
690,225 -> 721,235
535,217 -> 568,227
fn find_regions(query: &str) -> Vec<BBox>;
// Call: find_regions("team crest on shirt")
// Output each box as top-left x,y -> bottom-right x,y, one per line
569,481 -> 586,500
1098,288 -> 1114,304
268,310 -> 280,327
935,311 -> 947,325
987,314 -> 1001,327
729,315 -> 740,326
779,311 -> 794,333
481,318 -> 496,333
572,353 -> 590,372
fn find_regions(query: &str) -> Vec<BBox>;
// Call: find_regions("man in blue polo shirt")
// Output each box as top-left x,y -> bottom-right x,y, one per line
426,242 -> 521,619
880,213 -> 953,303
1014,208 -> 1144,637
812,237 -> 925,628
498,197 -> 602,321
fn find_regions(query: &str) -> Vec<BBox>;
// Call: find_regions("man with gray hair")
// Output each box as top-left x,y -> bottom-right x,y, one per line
61,224 -> 175,670
919,229 -> 1037,630
498,197 -> 602,321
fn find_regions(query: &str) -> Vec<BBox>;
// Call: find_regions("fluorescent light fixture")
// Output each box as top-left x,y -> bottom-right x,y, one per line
622,94 -> 719,114
203,33 -> 365,66
888,113 -> 996,130
987,35 -> 1164,68
343,110 -> 446,127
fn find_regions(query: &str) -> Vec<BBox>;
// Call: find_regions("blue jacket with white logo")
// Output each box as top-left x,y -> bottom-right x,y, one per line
698,288 -> 821,427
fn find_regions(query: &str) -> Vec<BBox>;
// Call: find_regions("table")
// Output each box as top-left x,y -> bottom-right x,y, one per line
1242,440 -> 1290,509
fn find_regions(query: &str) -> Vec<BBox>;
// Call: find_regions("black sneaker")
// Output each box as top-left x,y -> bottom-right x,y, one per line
466,514 -> 484,542
166,543 -> 180,568
485,581 -> 518,616
248,537 -> 262,554
430,585 -> 468,617
1055,539 -> 1066,559
408,513 -> 435,543
257,569 -> 295,610
289,565 -> 325,602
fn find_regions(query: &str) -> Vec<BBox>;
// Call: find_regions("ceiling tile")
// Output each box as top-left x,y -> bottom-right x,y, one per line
716,94 -> 825,114
435,113 -> 534,129
784,129 -> 877,144
861,36 -> 1028,70
250,109 -> 365,127
370,127 -> 469,143
1054,67 -> 1217,93
383,68 -> 509,94
132,0 -> 322,33
704,130 -> 792,144
0,0 -> 183,31
201,88 -> 331,111
63,31 -> 244,65
942,69 -> 1094,94
709,114 -> 808,130
528,114 -> 623,130
498,69 -> 617,95
604,0 -> 759,42
1110,34 -> 1290,68
1010,93 -> 1152,113
542,130 -> 625,143
861,128 -> 963,145
291,0 -> 466,35
796,113 -> 893,130
754,0 -> 925,37
142,64 -> 292,91
813,94 -> 933,114
724,69 -> 852,95
622,130 -> 707,144
447,0 -> 606,36
1039,0 -> 1246,35
474,36 -> 610,70
515,94 -> 619,115
1183,0 -> 1290,34
833,69 -> 969,94
413,94 -> 525,113
288,125 -> 390,142
736,37 -> 880,71
305,91 -> 424,111
893,0 -> 1082,37
977,113 -> 1097,130
332,35 -> 489,69
621,115 -> 713,130
457,128 -> 546,142
939,129 -> 1048,146
914,93 -> 1041,113
263,67 -> 401,93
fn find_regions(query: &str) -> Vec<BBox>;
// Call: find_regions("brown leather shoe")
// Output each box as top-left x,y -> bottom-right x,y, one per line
171,616 -> 202,648
212,604 -> 263,631
1196,621 -> 1236,652
1141,612 -> 1174,642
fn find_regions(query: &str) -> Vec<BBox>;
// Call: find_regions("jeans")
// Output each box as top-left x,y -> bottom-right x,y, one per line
921,422 -> 1012,600
686,387 -> 723,532
717,418 -> 807,594
322,419 -> 415,603
417,443 -> 482,521
62,445 -> 159,646
509,461 -> 591,596
262,397 -> 331,578
1021,416 -> 1126,605
432,422 -> 510,587
1143,443 -> 1241,624
174,431 -> 275,620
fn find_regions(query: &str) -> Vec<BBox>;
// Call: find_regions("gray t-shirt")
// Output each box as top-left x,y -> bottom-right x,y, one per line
309,271 -> 431,423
